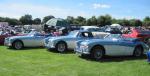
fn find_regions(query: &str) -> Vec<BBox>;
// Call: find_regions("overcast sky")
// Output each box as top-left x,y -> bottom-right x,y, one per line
0,0 -> 149,19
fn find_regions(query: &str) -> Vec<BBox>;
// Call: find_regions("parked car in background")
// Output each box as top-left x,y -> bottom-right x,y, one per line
75,34 -> 149,60
80,26 -> 100,31
0,33 -> 11,45
0,31 -> 25,45
122,28 -> 150,45
45,30 -> 103,52
4,32 -> 51,49
105,27 -> 122,34
22,29 -> 37,34
80,26 -> 110,39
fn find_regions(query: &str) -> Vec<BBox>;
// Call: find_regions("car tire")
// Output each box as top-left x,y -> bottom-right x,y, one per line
133,46 -> 143,57
80,54 -> 87,58
56,41 -> 67,53
12,40 -> 23,50
91,46 -> 104,60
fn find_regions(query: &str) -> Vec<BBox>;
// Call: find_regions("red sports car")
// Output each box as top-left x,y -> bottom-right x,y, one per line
0,34 -> 12,45
0,33 -> 25,45
122,28 -> 150,44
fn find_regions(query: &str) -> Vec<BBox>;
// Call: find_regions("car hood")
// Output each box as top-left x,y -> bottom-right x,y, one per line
48,36 -> 72,40
9,36 -> 32,39
123,38 -> 140,42
79,37 -> 141,45
79,39 -> 105,44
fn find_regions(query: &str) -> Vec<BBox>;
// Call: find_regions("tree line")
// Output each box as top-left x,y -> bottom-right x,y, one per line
0,14 -> 150,27
66,15 -> 150,27
0,14 -> 55,25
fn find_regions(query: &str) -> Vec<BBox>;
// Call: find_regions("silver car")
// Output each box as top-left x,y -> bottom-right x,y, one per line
45,30 -> 101,52
4,32 -> 51,49
75,34 -> 149,60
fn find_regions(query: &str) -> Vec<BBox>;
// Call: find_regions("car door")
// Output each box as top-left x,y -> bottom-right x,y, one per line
32,34 -> 45,47
67,32 -> 92,49
25,33 -> 45,47
117,38 -> 135,55
67,33 -> 85,49
106,38 -> 134,56
105,38 -> 124,56
23,36 -> 38,47
67,37 -> 79,49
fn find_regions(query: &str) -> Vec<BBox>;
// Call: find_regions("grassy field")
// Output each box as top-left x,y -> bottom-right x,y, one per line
0,46 -> 149,76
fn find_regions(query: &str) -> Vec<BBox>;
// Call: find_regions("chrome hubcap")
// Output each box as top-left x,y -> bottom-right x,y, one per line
94,49 -> 102,59
135,48 -> 141,56
15,42 -> 22,49
57,43 -> 65,52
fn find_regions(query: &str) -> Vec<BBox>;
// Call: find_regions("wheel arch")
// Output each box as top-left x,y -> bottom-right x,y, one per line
133,44 -> 144,55
90,44 -> 106,55
134,44 -> 144,51
12,39 -> 24,47
56,40 -> 68,48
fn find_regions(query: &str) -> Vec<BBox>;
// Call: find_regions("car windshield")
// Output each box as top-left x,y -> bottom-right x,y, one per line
27,32 -> 42,36
68,31 -> 79,37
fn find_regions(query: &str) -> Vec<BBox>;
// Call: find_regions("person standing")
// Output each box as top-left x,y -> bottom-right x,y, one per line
147,51 -> 150,64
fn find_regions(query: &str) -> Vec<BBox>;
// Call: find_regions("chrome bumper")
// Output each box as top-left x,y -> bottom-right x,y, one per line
44,43 -> 55,49
4,40 -> 11,46
74,48 -> 90,54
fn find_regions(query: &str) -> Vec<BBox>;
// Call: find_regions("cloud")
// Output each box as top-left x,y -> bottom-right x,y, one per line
93,3 -> 111,9
0,3 -> 70,18
79,3 -> 84,6
0,3 -> 92,19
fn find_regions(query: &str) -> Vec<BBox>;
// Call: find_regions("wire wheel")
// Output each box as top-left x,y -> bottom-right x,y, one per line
133,46 -> 143,57
56,42 -> 67,52
91,46 -> 104,60
13,41 -> 23,50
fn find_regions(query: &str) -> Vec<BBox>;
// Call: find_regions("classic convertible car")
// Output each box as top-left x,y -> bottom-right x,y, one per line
0,32 -> 24,45
0,34 -> 11,45
4,32 -> 51,49
44,30 -> 103,52
75,34 -> 149,60
122,28 -> 150,45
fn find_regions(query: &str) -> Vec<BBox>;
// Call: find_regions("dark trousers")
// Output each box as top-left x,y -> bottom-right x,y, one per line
147,51 -> 150,62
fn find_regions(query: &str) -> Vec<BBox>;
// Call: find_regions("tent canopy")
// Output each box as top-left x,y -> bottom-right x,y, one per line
110,24 -> 121,27
46,18 -> 69,27
110,24 -> 122,30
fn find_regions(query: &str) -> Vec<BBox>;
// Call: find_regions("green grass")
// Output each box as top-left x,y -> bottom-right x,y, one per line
0,46 -> 149,76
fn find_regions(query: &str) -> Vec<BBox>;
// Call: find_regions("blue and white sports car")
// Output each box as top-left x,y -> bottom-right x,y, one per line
75,34 -> 149,60
44,30 -> 103,52
4,32 -> 51,49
